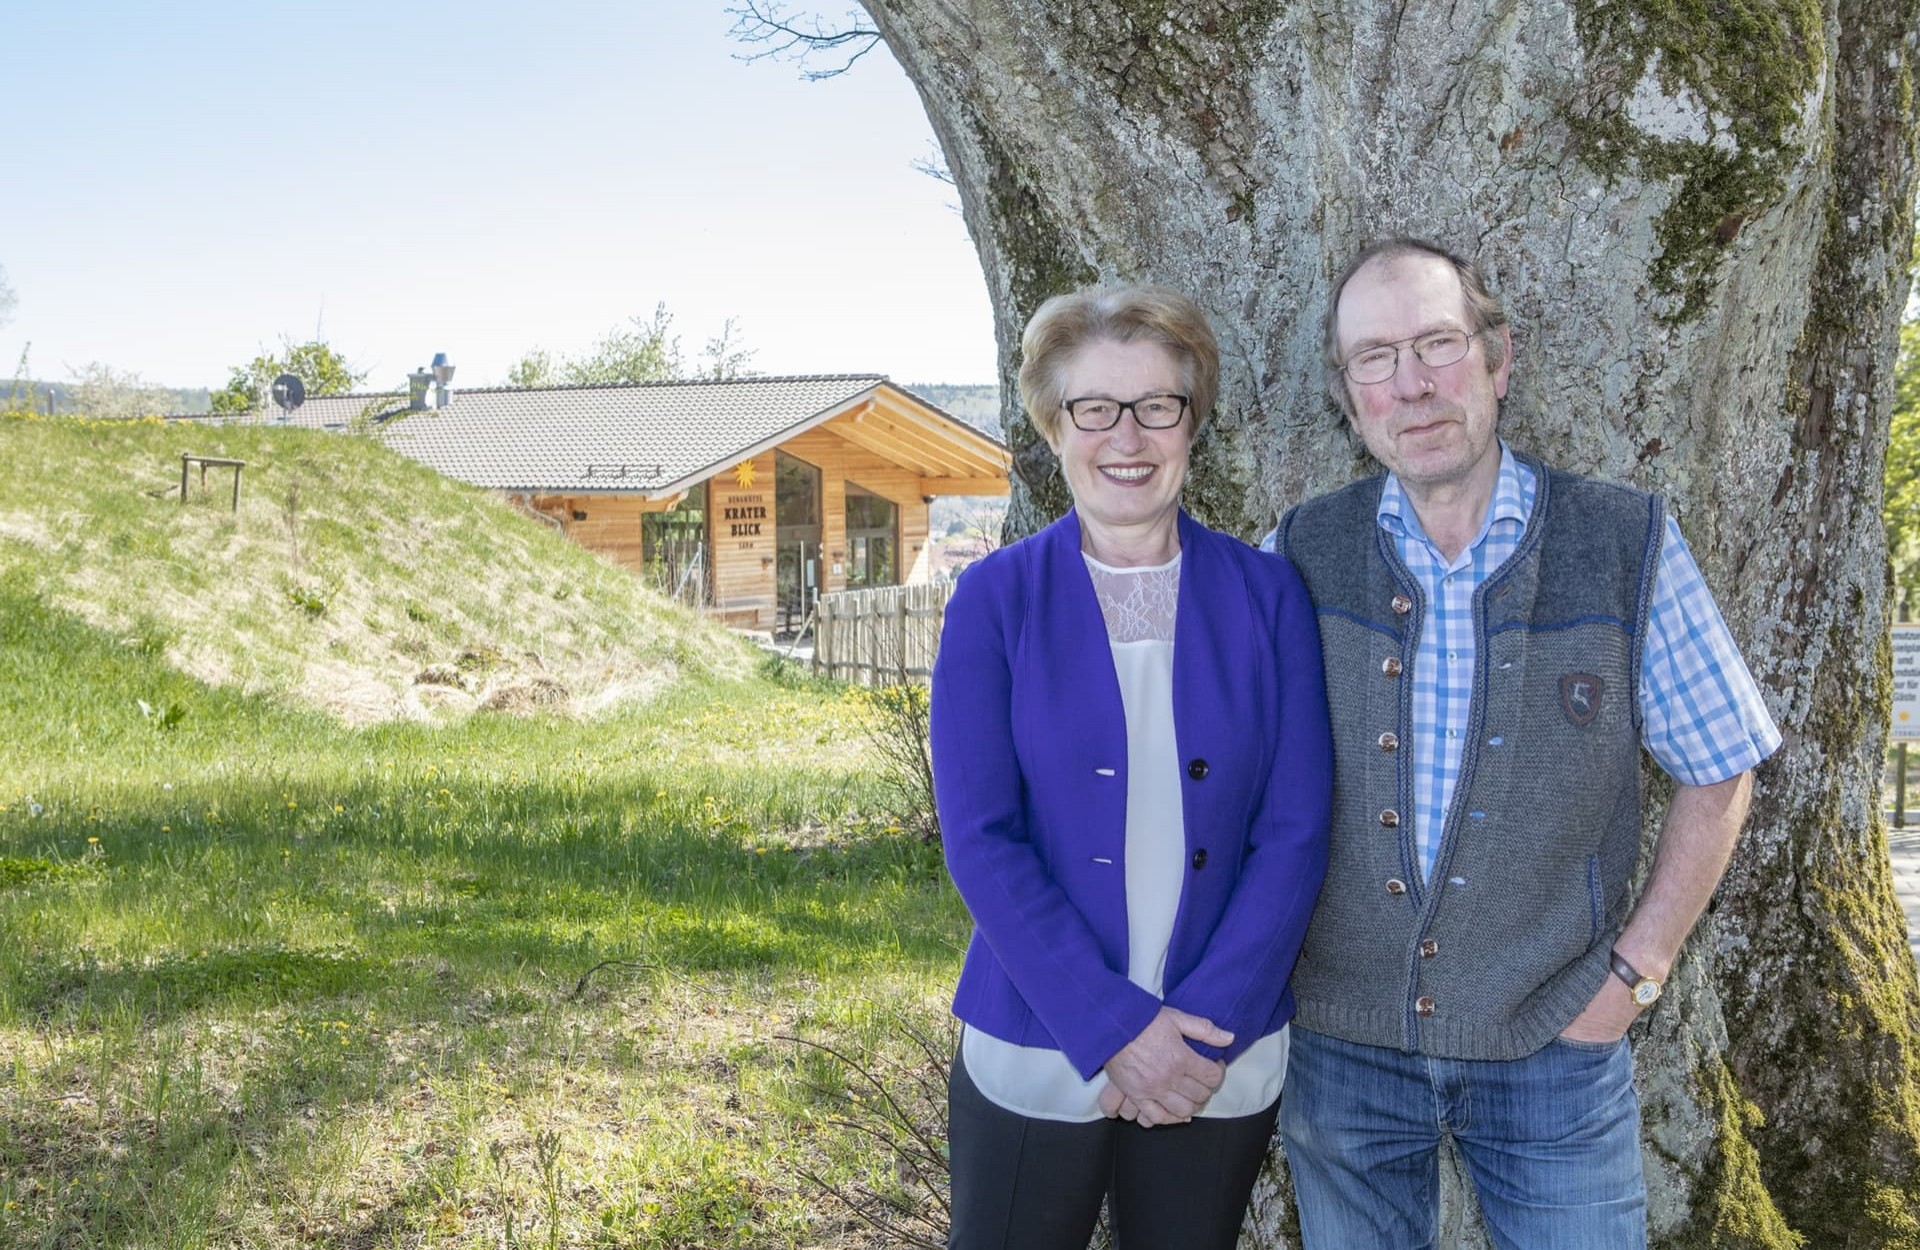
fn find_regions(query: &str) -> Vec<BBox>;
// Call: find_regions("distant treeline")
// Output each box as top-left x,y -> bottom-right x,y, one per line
905,382 -> 1001,438
4,378 -> 212,416
907,383 -> 1010,546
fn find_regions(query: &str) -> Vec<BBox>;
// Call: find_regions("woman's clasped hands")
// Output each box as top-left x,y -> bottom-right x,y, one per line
1097,1006 -> 1233,1127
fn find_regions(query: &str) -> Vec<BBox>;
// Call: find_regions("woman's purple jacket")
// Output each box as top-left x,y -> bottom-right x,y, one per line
930,508 -> 1333,1080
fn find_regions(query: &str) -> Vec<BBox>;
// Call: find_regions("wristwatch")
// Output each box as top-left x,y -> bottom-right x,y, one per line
1609,950 -> 1663,1007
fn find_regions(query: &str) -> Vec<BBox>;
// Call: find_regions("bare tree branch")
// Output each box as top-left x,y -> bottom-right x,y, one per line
725,1 -> 882,80
911,141 -> 955,188
778,1021 -> 954,1243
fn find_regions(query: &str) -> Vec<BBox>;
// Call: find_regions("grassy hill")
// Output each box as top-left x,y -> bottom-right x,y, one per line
0,411 -> 966,1247
0,411 -> 754,730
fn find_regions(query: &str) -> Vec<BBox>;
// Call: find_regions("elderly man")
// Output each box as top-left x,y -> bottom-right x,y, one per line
1266,238 -> 1781,1249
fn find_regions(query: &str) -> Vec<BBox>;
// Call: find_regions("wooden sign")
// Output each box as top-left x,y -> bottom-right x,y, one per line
719,461 -> 771,550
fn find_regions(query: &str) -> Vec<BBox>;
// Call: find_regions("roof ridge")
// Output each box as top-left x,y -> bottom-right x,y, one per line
297,373 -> 892,403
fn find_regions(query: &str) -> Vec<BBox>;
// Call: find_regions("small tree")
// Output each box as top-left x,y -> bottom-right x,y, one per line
505,305 -> 758,387
6,343 -> 32,412
701,317 -> 759,379
68,362 -> 165,421
210,339 -> 363,414
560,304 -> 684,384
505,348 -> 556,388
863,680 -> 938,842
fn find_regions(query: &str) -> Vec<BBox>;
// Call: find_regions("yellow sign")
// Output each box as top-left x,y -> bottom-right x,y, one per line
732,460 -> 758,489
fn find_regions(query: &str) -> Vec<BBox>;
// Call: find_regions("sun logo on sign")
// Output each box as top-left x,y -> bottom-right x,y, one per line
733,460 -> 758,489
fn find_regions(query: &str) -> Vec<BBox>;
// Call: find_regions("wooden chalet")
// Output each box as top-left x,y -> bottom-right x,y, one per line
230,375 -> 1008,631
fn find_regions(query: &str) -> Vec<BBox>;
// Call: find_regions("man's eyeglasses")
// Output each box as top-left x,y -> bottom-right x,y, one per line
1061,393 -> 1190,432
1341,330 -> 1478,385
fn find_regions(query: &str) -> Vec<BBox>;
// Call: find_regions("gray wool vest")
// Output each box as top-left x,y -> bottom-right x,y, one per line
1276,454 -> 1665,1059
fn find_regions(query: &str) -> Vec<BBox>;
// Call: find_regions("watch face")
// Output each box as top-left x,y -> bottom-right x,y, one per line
1632,981 -> 1661,1006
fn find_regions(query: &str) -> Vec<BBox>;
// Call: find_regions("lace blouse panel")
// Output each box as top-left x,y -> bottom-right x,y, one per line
1083,552 -> 1180,643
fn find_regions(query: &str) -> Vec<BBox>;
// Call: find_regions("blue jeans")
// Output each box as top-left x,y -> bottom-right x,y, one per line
1278,1026 -> 1646,1250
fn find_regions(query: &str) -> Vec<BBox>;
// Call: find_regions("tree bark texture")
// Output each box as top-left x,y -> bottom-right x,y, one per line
866,1 -> 1920,1244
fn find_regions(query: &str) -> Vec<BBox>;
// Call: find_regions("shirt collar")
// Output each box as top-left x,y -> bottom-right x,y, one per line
1377,441 -> 1534,550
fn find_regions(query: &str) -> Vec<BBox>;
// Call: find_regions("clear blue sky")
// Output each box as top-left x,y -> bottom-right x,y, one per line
1,1 -> 997,395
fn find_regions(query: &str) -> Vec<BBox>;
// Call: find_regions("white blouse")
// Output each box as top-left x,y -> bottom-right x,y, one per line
963,551 -> 1288,1121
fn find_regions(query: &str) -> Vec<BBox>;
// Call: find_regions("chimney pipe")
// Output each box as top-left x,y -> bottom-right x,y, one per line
430,352 -> 455,409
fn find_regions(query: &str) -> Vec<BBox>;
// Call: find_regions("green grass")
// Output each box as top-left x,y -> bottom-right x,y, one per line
0,414 -> 966,1248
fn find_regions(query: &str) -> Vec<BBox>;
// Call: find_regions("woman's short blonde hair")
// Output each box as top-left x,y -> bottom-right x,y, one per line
1017,285 -> 1221,443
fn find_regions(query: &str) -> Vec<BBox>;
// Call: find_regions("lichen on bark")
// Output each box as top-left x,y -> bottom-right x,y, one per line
1567,0 -> 1824,320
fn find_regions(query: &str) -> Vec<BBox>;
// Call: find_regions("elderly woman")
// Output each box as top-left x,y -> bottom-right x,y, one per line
930,286 -> 1332,1249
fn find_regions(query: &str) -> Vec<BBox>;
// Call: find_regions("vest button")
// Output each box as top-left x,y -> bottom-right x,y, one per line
1420,939 -> 1439,958
1415,996 -> 1436,1016
1391,594 -> 1412,615
1385,878 -> 1407,895
1382,657 -> 1403,677
1187,758 -> 1209,780
1378,732 -> 1399,751
1379,809 -> 1400,828
1191,848 -> 1208,870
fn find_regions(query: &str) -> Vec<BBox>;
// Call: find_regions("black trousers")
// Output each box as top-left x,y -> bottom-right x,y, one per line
947,1045 -> 1281,1250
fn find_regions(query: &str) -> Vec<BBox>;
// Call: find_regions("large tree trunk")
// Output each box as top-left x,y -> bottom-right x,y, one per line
867,1 -> 1920,1243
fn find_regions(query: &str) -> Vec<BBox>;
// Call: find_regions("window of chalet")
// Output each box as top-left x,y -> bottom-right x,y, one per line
844,484 -> 898,588
777,452 -> 824,631
642,493 -> 707,605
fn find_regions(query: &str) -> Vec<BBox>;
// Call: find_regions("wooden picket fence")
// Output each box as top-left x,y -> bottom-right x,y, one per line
812,580 -> 954,686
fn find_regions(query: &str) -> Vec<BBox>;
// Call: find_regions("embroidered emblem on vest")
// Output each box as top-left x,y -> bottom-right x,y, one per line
1560,673 -> 1604,726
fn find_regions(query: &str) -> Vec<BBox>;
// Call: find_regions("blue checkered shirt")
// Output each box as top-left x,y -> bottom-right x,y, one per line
1267,445 -> 1781,880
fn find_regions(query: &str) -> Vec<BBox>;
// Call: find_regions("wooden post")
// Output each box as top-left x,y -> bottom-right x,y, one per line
179,454 -> 246,512
896,593 -> 909,684
863,594 -> 875,685
1901,600 -> 1912,828
1899,744 -> 1908,829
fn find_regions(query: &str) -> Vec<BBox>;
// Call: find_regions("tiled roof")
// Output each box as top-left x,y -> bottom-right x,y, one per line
183,375 -> 1003,495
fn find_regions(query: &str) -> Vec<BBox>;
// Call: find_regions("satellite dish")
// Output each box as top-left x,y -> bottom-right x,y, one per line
270,373 -> 306,413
